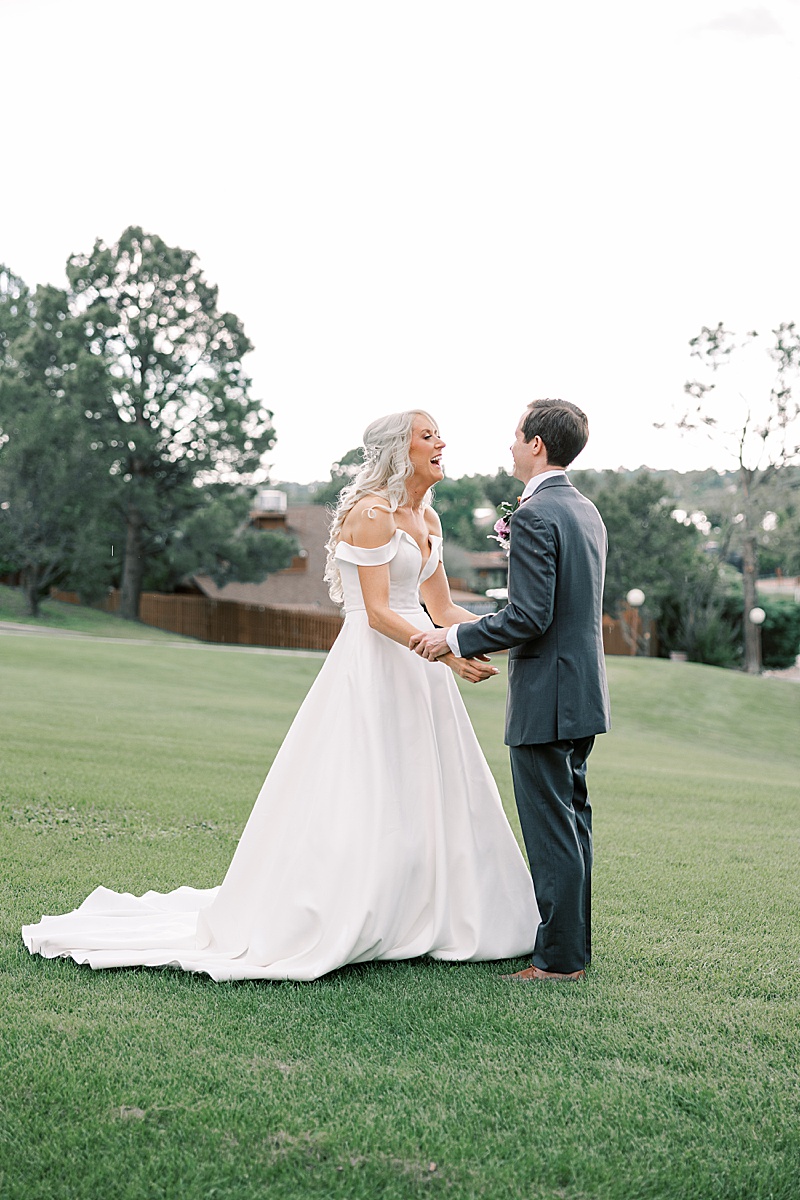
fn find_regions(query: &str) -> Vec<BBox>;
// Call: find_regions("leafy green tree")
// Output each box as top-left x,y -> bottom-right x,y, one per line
587,474 -> 700,617
581,472 -> 740,664
667,322 -> 800,671
144,488 -> 298,592
432,475 -> 495,551
657,565 -> 743,668
0,266 -> 31,360
0,278 -> 112,615
66,226 -> 277,620
310,448 -> 364,507
477,467 -> 520,509
744,466 -> 800,578
760,596 -> 800,669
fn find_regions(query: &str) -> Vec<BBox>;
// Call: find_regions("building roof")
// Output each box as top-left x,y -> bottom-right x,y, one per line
193,504 -> 341,611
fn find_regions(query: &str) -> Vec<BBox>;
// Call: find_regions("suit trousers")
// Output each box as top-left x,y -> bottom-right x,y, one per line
509,736 -> 595,974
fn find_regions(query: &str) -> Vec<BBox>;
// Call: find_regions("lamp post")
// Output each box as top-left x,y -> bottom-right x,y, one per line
626,588 -> 645,657
748,605 -> 766,675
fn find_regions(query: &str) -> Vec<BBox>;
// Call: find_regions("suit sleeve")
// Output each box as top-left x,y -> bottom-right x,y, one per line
457,507 -> 556,657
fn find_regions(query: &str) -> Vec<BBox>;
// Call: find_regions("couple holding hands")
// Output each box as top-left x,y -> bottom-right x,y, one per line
24,399 -> 610,985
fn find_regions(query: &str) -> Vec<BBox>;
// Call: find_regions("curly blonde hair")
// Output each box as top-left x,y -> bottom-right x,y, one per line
324,410 -> 437,604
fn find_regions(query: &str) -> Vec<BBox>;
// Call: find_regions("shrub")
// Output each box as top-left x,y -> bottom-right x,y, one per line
760,597 -> 800,669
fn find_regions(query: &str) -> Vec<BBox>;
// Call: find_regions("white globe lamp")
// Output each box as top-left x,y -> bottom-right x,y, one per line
625,589 -> 645,657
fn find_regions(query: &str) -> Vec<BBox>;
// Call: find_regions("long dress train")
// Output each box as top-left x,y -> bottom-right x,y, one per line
22,531 -> 539,980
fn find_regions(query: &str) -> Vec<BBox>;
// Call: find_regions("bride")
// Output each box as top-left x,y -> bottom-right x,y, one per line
23,411 -> 539,980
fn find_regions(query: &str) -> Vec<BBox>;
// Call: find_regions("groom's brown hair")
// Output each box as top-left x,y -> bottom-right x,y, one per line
522,399 -> 589,468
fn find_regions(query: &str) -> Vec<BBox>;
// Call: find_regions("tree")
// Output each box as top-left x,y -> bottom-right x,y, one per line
579,472 -> 741,664
667,322 -> 800,672
144,488 -> 298,592
66,227 -> 277,620
432,475 -> 495,551
586,474 -> 700,615
759,595 -> 800,669
478,467 -> 520,509
310,447 -> 364,507
0,278 -> 112,615
0,266 -> 31,359
745,465 -> 800,577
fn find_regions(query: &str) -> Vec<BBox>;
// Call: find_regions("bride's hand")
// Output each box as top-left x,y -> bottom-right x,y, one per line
442,652 -> 498,684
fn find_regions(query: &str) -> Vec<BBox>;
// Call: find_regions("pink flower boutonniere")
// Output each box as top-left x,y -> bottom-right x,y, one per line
488,497 -> 522,555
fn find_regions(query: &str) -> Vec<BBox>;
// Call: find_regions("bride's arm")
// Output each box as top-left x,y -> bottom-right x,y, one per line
343,503 -> 495,682
419,508 -> 481,627
343,502 -> 423,648
360,567 -> 490,681
359,564 -> 431,648
420,563 -> 481,628
417,564 -> 497,681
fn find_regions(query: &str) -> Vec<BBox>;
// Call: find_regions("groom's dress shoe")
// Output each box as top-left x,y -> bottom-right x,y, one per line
501,965 -> 586,983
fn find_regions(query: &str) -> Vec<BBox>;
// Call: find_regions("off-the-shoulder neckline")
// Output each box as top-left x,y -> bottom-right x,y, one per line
336,528 -> 442,573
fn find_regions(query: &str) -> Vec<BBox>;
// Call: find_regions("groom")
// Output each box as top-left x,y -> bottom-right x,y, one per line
411,399 -> 610,982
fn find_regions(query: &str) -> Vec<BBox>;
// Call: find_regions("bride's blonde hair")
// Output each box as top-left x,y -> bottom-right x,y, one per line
324,409 -> 438,604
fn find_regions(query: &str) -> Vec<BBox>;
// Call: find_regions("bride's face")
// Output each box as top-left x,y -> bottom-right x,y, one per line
408,415 -> 445,488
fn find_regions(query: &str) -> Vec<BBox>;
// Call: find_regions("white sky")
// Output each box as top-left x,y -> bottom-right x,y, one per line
2,0 -> 799,483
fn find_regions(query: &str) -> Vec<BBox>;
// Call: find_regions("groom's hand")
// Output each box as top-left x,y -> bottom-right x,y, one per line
409,628 -> 450,660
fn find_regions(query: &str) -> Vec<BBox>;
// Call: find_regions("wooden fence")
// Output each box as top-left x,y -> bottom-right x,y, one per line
602,612 -> 658,657
51,589 -> 344,652
50,589 -> 655,657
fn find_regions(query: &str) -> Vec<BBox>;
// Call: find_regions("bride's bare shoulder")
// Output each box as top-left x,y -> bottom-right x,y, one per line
339,495 -> 396,548
423,505 -> 443,537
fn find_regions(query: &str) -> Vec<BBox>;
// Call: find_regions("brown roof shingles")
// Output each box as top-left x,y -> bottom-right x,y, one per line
194,504 -> 341,611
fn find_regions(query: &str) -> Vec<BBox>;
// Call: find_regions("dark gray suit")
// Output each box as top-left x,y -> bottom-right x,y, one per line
457,475 -> 610,972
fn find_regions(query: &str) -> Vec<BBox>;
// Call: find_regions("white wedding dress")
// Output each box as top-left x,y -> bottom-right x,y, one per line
23,530 -> 539,981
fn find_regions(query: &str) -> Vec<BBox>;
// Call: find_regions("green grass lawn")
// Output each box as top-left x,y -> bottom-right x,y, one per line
1,630 -> 799,1200
0,583 -> 186,641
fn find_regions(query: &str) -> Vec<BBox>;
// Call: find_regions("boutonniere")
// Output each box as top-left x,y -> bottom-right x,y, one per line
488,496 -> 523,555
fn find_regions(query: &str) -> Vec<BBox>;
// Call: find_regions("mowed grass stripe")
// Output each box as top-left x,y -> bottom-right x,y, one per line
1,633 -> 798,1199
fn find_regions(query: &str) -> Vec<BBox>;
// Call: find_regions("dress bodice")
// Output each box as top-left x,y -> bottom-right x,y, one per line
334,529 -> 443,614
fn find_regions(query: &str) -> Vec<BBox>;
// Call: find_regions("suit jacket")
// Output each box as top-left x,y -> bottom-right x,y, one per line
457,476 -> 611,746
